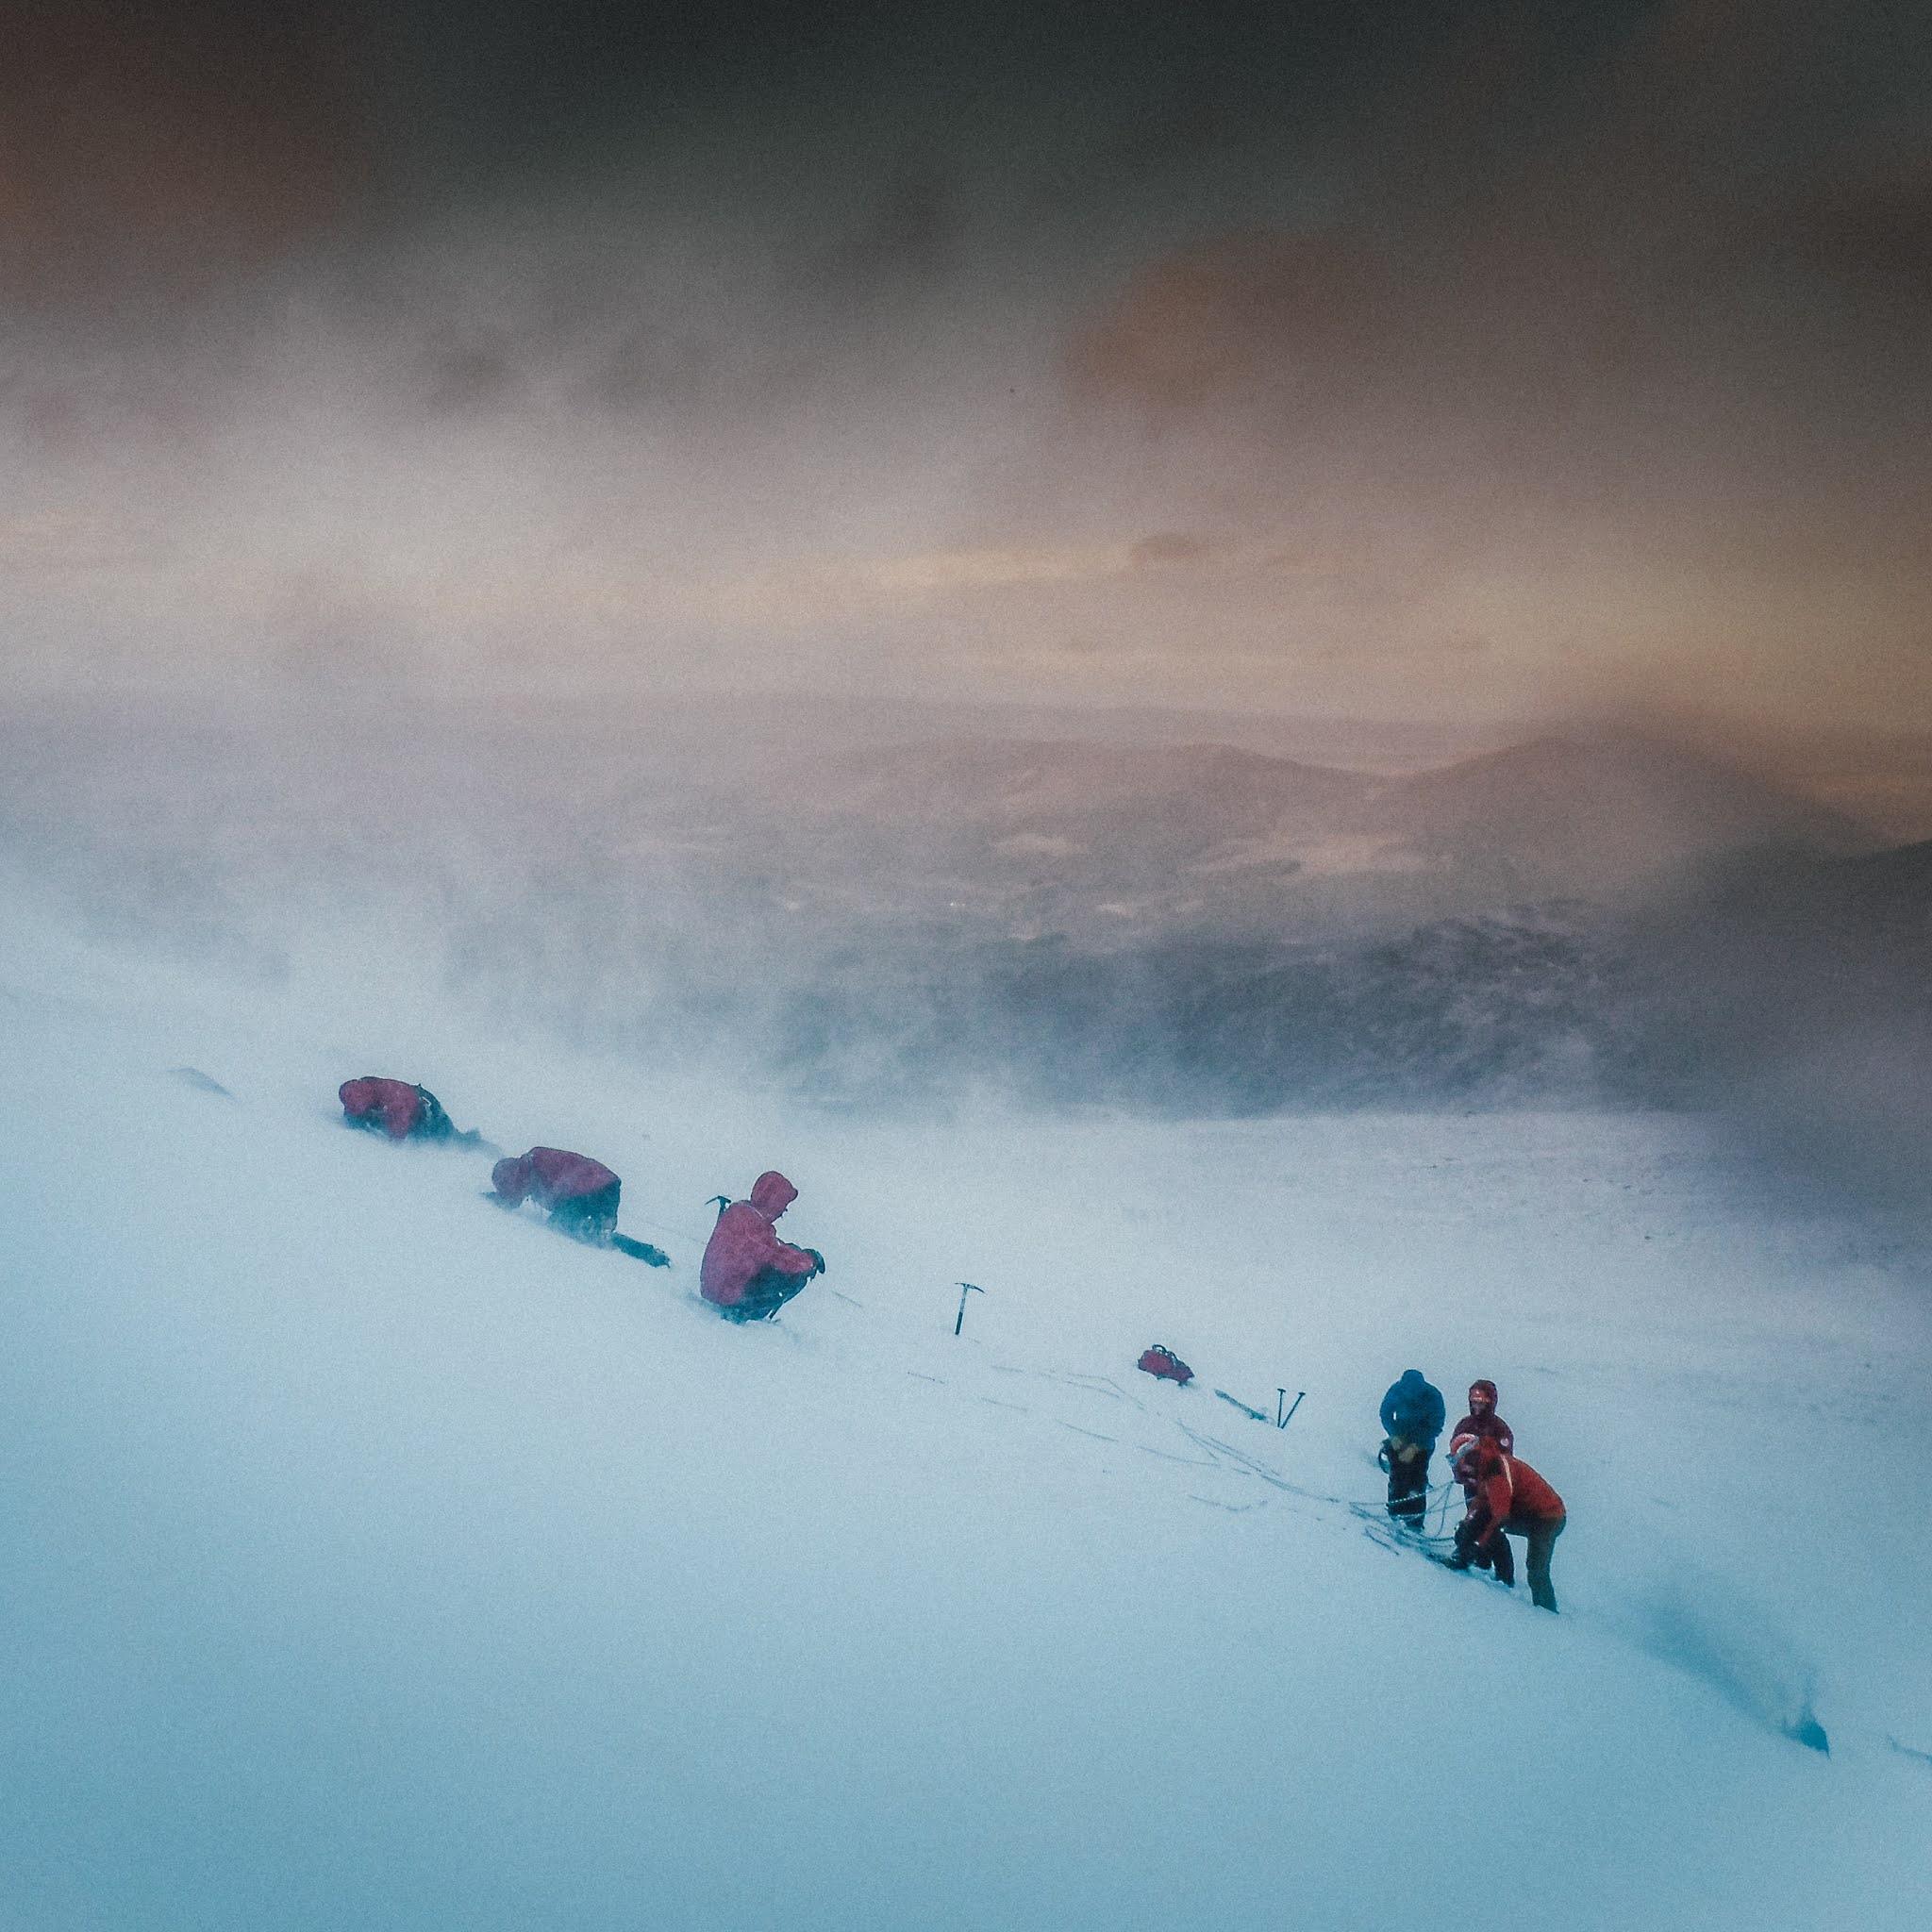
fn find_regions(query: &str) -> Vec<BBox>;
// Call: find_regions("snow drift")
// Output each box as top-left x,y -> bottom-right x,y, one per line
1,890 -> 1929,1930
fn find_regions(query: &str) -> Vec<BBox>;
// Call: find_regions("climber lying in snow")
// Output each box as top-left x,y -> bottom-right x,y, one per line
340,1076 -> 484,1145
489,1147 -> 667,1265
491,1147 -> 621,1241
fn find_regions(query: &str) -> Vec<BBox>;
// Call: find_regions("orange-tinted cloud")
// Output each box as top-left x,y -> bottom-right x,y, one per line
1065,0 -> 1932,577
1068,229 -> 1388,417
0,3 -> 377,300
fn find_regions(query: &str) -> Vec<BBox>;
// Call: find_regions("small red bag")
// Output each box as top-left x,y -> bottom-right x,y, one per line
1138,1344 -> 1193,1385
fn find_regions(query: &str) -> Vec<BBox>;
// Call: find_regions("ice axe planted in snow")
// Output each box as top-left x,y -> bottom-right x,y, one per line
954,1282 -> 983,1336
1277,1389 -> 1305,1429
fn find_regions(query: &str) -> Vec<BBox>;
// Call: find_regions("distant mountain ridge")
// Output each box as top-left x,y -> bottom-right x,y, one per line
707,729 -> 1878,948
0,699 -> 1922,1157
1392,735 -> 1871,894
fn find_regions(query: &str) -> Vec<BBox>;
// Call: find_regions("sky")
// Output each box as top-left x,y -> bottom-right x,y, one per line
4,1 -> 1930,733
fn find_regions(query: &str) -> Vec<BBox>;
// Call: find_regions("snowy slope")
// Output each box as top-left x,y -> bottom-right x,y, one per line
2,898 -> 1929,1931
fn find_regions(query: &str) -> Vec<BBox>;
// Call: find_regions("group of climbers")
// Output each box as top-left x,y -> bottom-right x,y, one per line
344,1078 -> 1567,1606
1379,1371 -> 1567,1612
339,1075 -> 823,1321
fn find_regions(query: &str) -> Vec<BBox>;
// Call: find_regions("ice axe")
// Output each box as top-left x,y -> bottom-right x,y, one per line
611,1233 -> 671,1267
1277,1389 -> 1305,1429
1214,1390 -> 1270,1424
954,1282 -> 983,1337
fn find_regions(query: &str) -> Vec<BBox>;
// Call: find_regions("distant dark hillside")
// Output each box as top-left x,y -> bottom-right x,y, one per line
1593,840 -> 1932,1207
776,739 -> 1371,827
767,905 -> 1618,1113
1390,736 -> 1873,897
1611,839 -> 1932,1089
732,750 -> 1908,1116
696,729 -> 1875,952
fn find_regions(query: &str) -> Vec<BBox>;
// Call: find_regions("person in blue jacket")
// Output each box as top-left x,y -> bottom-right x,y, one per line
1379,1369 -> 1446,1532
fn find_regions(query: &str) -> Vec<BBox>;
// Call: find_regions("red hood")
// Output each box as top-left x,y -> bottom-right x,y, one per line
700,1177 -> 815,1306
749,1171 -> 797,1218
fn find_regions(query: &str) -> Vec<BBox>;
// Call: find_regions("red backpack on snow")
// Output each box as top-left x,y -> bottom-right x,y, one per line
1138,1344 -> 1193,1386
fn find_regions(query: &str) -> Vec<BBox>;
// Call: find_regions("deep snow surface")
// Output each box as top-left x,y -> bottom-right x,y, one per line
3,897 -> 1929,1930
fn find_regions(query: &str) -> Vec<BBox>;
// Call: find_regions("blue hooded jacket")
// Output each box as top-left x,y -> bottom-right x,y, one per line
1379,1370 -> 1445,1445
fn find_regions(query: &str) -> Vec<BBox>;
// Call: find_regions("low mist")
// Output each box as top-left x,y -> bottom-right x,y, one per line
4,687 -> 1927,1225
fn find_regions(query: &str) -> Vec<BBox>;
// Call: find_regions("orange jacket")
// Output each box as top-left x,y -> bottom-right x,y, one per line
1463,1452 -> 1564,1553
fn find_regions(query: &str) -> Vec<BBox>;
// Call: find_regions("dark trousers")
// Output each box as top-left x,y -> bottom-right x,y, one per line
549,1181 -> 621,1246
346,1088 -> 454,1141
1512,1513 -> 1564,1612
1385,1438 -> 1432,1528
1457,1512 -> 1564,1611
722,1264 -> 812,1323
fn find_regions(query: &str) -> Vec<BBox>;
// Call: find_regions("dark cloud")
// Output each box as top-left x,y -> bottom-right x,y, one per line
1790,143 -> 1932,316
419,333 -> 524,418
2,0 -> 1926,728
1059,1 -> 1932,574
807,169 -> 961,304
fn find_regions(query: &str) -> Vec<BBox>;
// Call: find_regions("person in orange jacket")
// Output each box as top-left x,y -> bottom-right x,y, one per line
1441,1436 -> 1567,1611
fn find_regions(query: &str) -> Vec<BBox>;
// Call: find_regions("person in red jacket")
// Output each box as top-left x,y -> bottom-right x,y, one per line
700,1172 -> 823,1323
1442,1437 -> 1567,1611
1447,1378 -> 1514,1465
340,1076 -> 472,1143
491,1147 -> 622,1245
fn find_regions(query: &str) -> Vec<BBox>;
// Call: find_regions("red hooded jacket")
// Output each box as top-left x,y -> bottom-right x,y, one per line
1449,1380 -> 1514,1462
491,1148 -> 619,1208
1460,1443 -> 1565,1554
341,1077 -> 425,1141
700,1172 -> 817,1307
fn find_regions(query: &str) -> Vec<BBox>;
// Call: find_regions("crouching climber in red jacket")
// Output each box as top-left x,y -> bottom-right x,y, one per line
341,1075 -> 477,1143
700,1172 -> 823,1322
1441,1437 -> 1567,1611
491,1147 -> 622,1246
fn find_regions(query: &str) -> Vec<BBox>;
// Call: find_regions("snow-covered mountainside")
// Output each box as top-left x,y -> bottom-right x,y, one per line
3,896 -> 1928,1931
